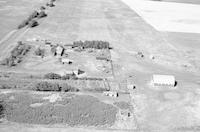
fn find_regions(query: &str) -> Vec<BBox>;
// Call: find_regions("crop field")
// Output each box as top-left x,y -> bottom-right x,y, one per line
0,0 -> 200,132
162,0 -> 200,4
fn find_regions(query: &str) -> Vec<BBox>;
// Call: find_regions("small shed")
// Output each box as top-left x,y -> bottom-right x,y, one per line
151,74 -> 176,86
127,76 -> 136,89
61,58 -> 73,64
56,46 -> 64,56
103,91 -> 118,98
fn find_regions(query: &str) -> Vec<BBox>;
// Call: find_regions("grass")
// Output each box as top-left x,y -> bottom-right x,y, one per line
0,92 -> 117,126
114,101 -> 132,110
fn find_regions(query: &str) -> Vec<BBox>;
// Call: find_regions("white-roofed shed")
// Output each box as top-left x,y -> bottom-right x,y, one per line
152,74 -> 175,86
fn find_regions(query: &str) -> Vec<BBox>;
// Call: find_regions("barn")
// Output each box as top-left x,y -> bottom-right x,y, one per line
151,74 -> 176,87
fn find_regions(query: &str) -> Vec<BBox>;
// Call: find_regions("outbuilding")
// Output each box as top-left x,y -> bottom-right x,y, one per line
103,91 -> 118,98
151,74 -> 176,87
56,46 -> 64,56
61,58 -> 73,64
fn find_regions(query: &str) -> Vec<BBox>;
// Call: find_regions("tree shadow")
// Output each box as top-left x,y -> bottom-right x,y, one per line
0,101 -> 5,122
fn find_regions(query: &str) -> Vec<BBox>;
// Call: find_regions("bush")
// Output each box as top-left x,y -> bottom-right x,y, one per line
28,11 -> 39,19
0,101 -> 4,119
37,11 -> 47,18
44,73 -> 61,80
61,84 -> 79,92
1,57 -> 15,66
17,19 -> 29,29
0,84 -> 12,89
35,81 -> 61,91
28,20 -> 39,28
40,6 -> 46,10
61,74 -> 75,80
34,82 -> 78,92
17,11 -> 39,29
49,2 -> 55,7
35,48 -> 45,57
1,42 -> 31,67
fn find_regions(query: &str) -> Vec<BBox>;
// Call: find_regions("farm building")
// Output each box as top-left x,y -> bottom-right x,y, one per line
127,76 -> 136,89
56,46 -> 64,56
103,91 -> 118,98
61,58 -> 73,64
151,74 -> 176,86
73,69 -> 86,78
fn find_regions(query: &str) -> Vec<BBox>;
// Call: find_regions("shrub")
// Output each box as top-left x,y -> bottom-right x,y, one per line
37,11 -> 47,18
40,6 -> 46,10
28,11 -> 39,19
0,101 -> 4,119
1,57 -> 15,66
61,84 -> 79,92
17,19 -> 29,29
28,20 -> 39,28
34,81 -> 60,91
1,42 -> 31,67
0,84 -> 12,89
44,73 -> 61,80
11,41 -> 31,57
49,2 -> 55,7
35,48 -> 45,57
61,74 -> 77,80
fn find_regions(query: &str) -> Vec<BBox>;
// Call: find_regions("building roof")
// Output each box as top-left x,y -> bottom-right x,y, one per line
56,46 -> 64,54
61,58 -> 73,63
152,74 -> 175,86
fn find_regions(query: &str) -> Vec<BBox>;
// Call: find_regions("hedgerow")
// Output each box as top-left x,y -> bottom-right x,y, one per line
72,40 -> 110,49
1,41 -> 31,66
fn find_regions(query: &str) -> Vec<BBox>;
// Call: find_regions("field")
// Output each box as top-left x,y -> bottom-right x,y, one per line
0,91 -> 117,126
0,0 -> 47,38
162,0 -> 200,4
0,0 -> 200,132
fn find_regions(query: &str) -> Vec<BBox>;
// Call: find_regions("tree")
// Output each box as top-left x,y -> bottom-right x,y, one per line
29,11 -> 39,19
49,2 -> 55,7
44,73 -> 61,80
17,19 -> 29,29
0,101 -> 4,119
61,84 -> 79,92
35,48 -> 45,57
35,81 -> 61,91
40,6 -> 46,10
37,11 -> 47,18
28,20 -> 39,28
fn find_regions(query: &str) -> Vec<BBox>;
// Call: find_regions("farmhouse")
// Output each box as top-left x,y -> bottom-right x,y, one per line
151,74 -> 176,87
